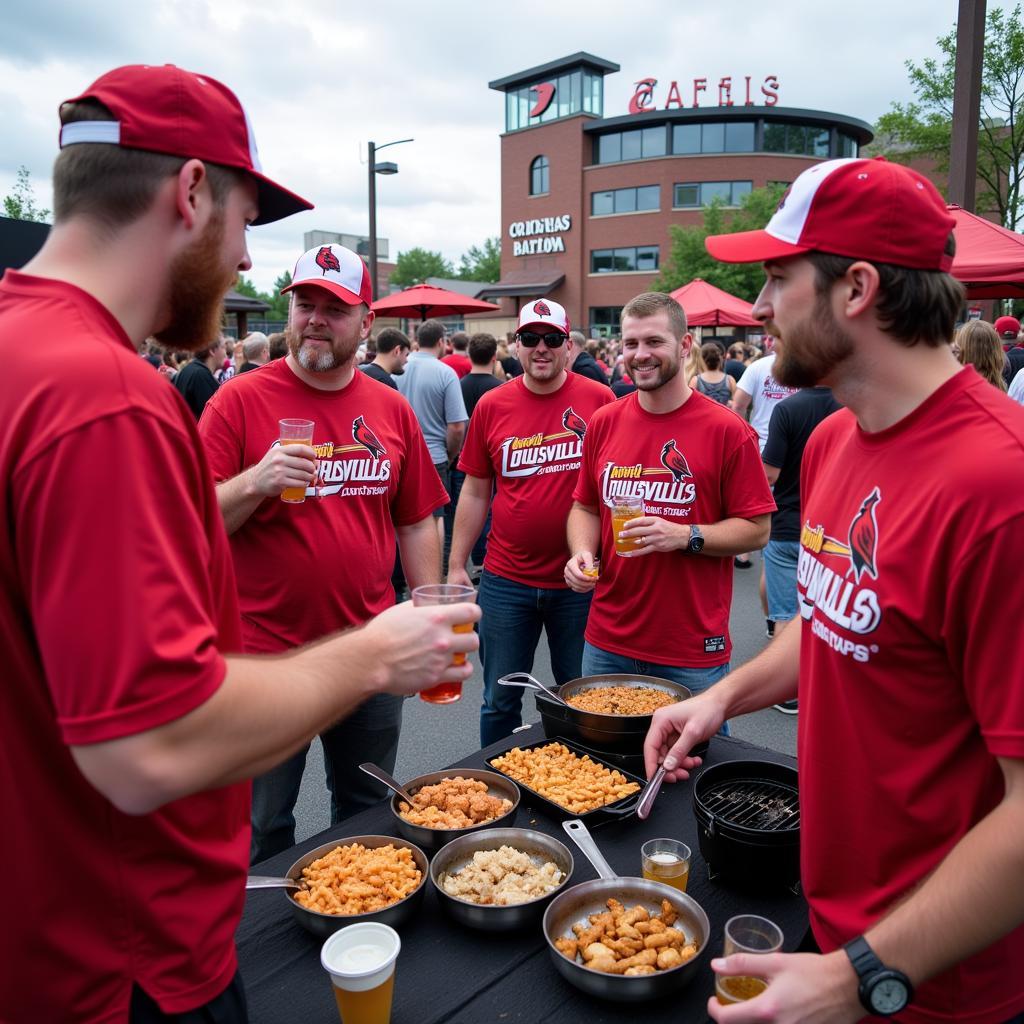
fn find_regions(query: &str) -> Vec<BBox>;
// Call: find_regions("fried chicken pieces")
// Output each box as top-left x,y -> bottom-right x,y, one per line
398,777 -> 512,829
555,898 -> 699,976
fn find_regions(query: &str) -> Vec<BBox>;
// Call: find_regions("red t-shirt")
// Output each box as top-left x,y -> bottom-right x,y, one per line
0,271 -> 246,1020
458,374 -> 615,587
441,352 -> 472,378
798,369 -> 1024,1023
200,360 -> 446,652
574,390 -> 775,666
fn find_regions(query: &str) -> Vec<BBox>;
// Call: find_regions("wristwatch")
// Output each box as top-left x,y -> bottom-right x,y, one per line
843,936 -> 913,1017
687,524 -> 705,554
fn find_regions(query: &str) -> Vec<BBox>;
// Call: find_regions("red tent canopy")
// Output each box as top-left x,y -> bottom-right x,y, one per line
371,283 -> 500,320
948,204 -> 1024,299
668,278 -> 760,327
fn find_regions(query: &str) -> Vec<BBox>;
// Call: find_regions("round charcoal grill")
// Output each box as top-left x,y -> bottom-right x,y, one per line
692,760 -> 801,895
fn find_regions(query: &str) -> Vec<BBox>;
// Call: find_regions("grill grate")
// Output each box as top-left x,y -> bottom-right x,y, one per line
701,779 -> 800,831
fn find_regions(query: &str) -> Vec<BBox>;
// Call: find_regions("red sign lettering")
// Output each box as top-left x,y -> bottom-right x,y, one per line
761,75 -> 780,106
628,77 -> 658,115
692,77 -> 707,107
627,74 -> 781,113
718,77 -> 733,107
530,82 -> 556,117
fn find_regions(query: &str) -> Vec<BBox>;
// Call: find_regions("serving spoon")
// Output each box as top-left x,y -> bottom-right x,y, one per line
358,762 -> 418,805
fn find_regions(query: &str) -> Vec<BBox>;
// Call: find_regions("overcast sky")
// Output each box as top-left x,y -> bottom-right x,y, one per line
0,0 -> 991,291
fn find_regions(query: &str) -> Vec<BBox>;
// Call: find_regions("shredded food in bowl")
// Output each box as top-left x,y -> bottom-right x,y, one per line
566,686 -> 677,716
441,845 -> 563,905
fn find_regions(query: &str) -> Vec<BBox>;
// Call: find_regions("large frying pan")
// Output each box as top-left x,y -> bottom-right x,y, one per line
542,819 -> 710,1001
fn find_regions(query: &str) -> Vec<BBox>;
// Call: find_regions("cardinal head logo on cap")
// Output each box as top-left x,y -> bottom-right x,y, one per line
533,300 -> 551,317
315,246 -> 342,275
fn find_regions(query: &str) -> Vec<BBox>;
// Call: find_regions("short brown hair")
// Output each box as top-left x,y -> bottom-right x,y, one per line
54,99 -> 241,230
808,236 -> 963,348
450,331 -> 469,352
468,332 -> 497,366
375,327 -> 410,354
621,292 -> 688,340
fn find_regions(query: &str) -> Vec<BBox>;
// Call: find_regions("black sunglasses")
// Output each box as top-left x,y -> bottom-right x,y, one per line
517,330 -> 566,348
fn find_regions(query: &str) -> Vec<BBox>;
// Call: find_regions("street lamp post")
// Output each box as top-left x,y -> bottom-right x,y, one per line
368,138 -> 413,301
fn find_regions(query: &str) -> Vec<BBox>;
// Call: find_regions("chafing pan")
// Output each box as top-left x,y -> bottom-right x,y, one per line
542,819 -> 710,1001
388,768 -> 520,852
247,834 -> 429,940
430,827 -> 574,931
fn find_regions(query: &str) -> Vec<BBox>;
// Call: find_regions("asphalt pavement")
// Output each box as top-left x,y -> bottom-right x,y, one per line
291,550 -> 796,843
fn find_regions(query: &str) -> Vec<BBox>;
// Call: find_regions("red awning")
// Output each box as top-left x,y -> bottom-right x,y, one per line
668,278 -> 760,327
948,204 -> 1024,298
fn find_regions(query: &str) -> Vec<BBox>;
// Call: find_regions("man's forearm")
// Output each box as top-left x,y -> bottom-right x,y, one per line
446,423 -> 466,462
712,617 -> 801,717
396,517 -> 442,590
449,479 -> 491,570
567,502 -> 601,555
698,515 -> 770,556
215,470 -> 264,535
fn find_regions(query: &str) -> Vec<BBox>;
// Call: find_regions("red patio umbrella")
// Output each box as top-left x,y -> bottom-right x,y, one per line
668,278 -> 760,327
948,204 -> 1024,299
371,283 -> 501,321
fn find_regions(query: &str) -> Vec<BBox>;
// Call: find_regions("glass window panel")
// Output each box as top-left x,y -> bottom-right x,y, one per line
701,181 -> 731,205
555,75 -> 569,118
786,125 -> 809,154
518,89 -> 530,130
506,91 -> 517,131
613,248 -> 636,271
591,250 -> 614,273
811,128 -> 830,157
839,132 -> 857,157
702,123 -> 725,153
763,123 -> 786,152
731,181 -> 753,205
598,133 -> 621,163
571,71 -> 582,113
673,124 -> 700,154
642,125 -> 666,157
614,188 -> 637,213
592,190 -> 614,216
636,246 -> 659,271
725,122 -> 755,152
621,130 -> 642,161
594,75 -> 603,116
637,185 -> 660,210
674,183 -> 700,207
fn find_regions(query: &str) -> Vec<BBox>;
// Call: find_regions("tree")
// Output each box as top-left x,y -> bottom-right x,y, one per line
456,237 -> 501,282
3,166 -> 50,223
234,274 -> 264,300
873,5 -> 1024,228
389,247 -> 453,287
267,270 -> 292,321
651,183 -> 787,301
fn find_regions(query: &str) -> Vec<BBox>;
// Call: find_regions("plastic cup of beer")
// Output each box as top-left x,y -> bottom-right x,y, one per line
641,838 -> 690,892
279,418 -> 315,503
321,922 -> 400,1024
611,494 -> 645,555
582,558 -> 601,580
715,914 -> 783,1005
411,583 -> 475,704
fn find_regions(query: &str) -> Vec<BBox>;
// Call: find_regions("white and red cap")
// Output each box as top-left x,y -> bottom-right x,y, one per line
281,244 -> 373,306
58,64 -> 312,225
706,157 -> 955,272
518,298 -> 570,334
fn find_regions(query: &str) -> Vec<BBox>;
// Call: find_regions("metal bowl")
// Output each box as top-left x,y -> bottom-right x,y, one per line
283,835 -> 429,939
430,828 -> 574,931
389,768 -> 520,852
542,877 -> 710,1001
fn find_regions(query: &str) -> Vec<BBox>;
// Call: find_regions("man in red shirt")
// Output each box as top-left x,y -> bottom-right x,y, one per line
0,65 -> 477,1023
645,157 -> 1024,1024
442,330 -> 473,378
450,299 -> 615,743
200,243 -> 448,862
565,292 -> 774,707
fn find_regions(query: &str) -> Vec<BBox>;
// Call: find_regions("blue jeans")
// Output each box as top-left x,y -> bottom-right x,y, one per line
582,641 -> 731,735
764,539 -> 800,623
479,569 -> 592,747
250,692 -> 403,864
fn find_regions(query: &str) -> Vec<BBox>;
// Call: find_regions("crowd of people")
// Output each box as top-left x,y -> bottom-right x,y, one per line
3,61 -> 1023,1024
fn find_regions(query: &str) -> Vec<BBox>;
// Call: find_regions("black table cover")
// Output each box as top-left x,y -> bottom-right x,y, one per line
237,726 -> 806,1023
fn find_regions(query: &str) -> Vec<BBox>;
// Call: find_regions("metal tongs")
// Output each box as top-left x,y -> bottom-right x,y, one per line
497,671 -> 572,709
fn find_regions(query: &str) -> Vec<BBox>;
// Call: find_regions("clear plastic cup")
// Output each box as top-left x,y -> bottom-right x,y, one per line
321,922 -> 400,1024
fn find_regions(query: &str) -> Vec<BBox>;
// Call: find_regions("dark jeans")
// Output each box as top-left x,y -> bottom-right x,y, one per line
449,467 -> 492,568
250,693 -> 403,864
478,569 -> 592,746
130,970 -> 247,1023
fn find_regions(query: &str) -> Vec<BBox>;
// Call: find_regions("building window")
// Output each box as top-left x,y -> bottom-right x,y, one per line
594,126 -> 669,164
590,246 -> 659,273
530,155 -> 549,195
673,181 -> 752,208
503,69 -> 602,132
589,307 -> 623,337
591,185 -> 659,216
763,123 -> 832,156
838,132 -> 858,158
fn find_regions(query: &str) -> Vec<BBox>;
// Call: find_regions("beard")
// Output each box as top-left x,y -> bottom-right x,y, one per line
286,323 -> 361,373
770,292 -> 854,388
626,351 -> 680,391
154,211 -> 235,351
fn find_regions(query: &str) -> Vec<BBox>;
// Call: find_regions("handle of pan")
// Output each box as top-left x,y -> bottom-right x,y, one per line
245,875 -> 300,890
562,819 -> 620,880
635,764 -> 667,821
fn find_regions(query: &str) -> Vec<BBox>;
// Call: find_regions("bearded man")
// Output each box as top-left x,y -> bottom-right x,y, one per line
199,243 -> 448,863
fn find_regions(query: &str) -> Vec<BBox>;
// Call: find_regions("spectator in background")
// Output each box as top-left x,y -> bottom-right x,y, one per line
689,342 -> 735,405
1009,365 -> 1024,404
724,342 -> 747,382
497,333 -> 522,378
238,332 -> 270,373
361,327 -> 410,390
956,320 -> 1008,391
442,331 -> 472,379
217,339 -> 236,384
461,333 -> 503,416
173,336 -> 225,420
568,329 -> 609,384
993,314 -> 1024,386
268,331 -> 288,360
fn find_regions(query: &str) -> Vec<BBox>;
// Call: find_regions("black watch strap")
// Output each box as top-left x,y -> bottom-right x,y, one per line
843,936 -> 913,1017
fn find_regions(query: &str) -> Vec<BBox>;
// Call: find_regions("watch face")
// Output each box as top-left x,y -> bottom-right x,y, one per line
870,977 -> 909,1014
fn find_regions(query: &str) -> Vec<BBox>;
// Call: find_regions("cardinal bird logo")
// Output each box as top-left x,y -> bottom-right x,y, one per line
315,246 -> 341,276
847,487 -> 881,583
660,439 -> 692,482
352,416 -> 387,460
562,407 -> 587,441
533,300 -> 551,317
529,82 -> 556,117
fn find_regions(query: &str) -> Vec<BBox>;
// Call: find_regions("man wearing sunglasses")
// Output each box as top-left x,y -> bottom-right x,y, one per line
450,299 -> 615,744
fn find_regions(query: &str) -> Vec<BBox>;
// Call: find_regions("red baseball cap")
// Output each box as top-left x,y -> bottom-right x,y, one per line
993,315 -> 1021,339
518,298 -> 570,335
281,244 -> 373,306
58,64 -> 312,225
706,157 -> 955,272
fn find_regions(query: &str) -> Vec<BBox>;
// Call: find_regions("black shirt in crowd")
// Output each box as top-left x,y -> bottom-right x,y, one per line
500,355 -> 523,378
724,358 -> 747,383
761,387 -> 842,542
461,371 -> 503,417
173,359 -> 219,422
359,362 -> 398,390
571,350 -> 610,385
